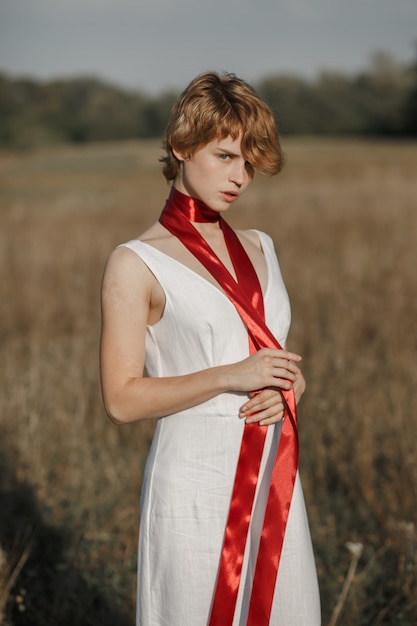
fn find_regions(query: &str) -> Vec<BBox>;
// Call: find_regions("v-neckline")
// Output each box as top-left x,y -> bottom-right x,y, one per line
132,230 -> 271,305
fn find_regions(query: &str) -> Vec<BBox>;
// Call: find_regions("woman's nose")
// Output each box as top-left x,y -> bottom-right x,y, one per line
229,160 -> 247,188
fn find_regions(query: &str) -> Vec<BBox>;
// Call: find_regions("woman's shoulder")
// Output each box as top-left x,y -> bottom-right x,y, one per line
109,222 -> 167,261
120,221 -> 168,248
237,228 -> 274,252
102,244 -> 149,291
122,221 -> 182,256
103,222 -> 166,285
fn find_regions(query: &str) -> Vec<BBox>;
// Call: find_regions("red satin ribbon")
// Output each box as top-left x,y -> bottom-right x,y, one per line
159,187 -> 298,626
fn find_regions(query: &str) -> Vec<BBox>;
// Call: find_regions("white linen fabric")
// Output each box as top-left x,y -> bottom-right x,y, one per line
121,230 -> 321,626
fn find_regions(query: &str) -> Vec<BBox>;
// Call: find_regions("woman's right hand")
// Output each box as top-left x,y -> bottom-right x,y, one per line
223,347 -> 302,393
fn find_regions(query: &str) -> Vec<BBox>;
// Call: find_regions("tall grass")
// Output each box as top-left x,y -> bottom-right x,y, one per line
0,138 -> 416,625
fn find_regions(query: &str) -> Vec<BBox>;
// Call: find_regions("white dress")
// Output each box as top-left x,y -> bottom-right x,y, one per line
122,231 -> 321,626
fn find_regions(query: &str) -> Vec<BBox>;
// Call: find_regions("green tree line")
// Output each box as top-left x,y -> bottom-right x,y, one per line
0,51 -> 416,148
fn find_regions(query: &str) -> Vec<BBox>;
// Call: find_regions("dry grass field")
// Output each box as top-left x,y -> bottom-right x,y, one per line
0,137 -> 416,625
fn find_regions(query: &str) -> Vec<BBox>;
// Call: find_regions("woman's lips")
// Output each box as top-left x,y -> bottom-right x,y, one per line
222,191 -> 239,203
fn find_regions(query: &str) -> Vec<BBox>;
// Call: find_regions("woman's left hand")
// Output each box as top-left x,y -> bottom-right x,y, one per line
239,366 -> 306,426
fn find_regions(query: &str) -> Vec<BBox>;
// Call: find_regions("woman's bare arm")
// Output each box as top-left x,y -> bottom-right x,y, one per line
100,246 -> 301,424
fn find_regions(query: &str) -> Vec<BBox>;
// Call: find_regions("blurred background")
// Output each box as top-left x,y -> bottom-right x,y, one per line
0,1 -> 416,625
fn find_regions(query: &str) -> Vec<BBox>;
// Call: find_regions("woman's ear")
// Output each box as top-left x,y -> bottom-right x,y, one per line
172,146 -> 187,162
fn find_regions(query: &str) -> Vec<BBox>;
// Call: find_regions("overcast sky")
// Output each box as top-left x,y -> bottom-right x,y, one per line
0,0 -> 416,94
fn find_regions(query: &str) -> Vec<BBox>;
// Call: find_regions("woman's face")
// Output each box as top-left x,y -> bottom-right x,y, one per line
173,135 -> 253,214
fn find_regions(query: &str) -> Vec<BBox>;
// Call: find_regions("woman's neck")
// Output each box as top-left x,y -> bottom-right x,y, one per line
168,185 -> 221,224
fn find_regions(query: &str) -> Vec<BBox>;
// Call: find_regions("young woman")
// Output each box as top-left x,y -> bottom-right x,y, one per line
100,72 -> 321,626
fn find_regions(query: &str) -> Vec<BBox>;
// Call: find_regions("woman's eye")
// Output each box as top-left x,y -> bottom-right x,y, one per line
219,154 -> 229,160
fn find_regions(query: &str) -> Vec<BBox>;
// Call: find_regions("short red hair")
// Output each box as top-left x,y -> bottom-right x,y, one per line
161,71 -> 285,181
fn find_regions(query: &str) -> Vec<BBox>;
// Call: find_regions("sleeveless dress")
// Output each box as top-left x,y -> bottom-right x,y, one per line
121,231 -> 321,626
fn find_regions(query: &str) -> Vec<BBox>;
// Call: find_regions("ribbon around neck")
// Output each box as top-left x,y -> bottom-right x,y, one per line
159,187 -> 299,625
